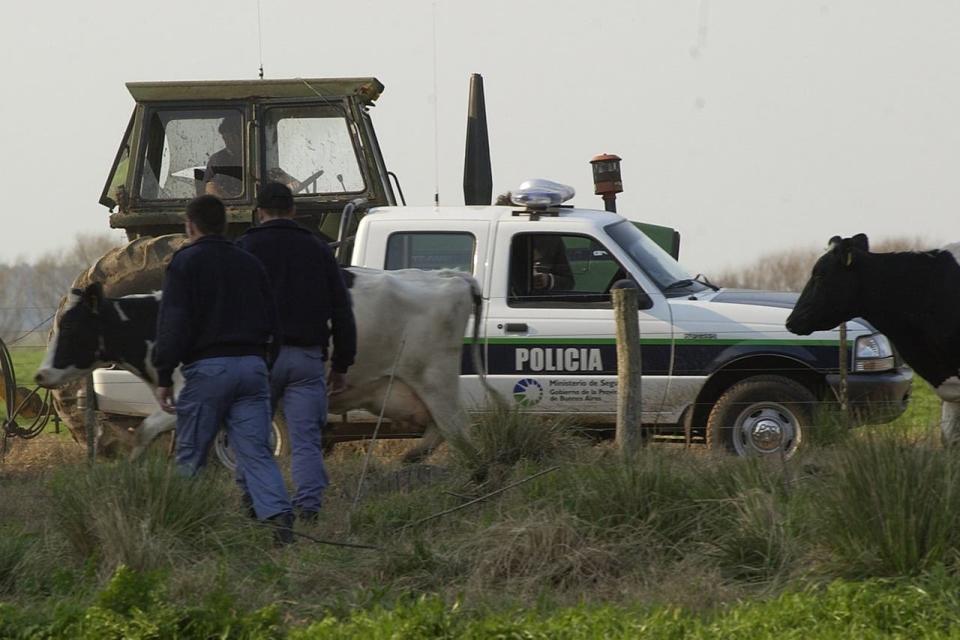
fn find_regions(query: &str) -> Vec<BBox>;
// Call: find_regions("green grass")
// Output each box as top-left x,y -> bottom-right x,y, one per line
6,569 -> 960,638
2,374 -> 957,636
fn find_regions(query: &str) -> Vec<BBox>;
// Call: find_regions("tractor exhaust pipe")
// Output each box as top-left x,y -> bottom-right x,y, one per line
463,73 -> 493,206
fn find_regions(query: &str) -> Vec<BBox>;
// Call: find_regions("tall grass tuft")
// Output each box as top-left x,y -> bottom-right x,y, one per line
0,529 -> 32,594
450,405 -> 582,481
49,455 -> 256,574
815,431 -> 960,576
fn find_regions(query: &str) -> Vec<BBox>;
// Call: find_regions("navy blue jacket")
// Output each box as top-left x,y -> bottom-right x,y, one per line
154,235 -> 279,387
237,218 -> 357,373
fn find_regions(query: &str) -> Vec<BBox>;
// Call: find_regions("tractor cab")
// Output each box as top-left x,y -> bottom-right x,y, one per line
100,77 -> 396,242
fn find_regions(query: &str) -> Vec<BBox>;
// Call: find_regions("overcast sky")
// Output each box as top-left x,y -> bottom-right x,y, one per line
1,1 -> 956,275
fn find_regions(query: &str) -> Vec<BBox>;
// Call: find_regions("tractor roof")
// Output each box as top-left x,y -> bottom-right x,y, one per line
125,77 -> 384,104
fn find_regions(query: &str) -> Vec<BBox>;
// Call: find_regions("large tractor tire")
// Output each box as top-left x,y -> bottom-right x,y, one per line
52,234 -> 187,455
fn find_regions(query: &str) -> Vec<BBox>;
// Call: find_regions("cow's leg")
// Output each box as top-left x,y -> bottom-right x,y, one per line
402,425 -> 445,464
934,378 -> 960,447
941,401 -> 960,447
403,394 -> 472,464
130,409 -> 177,461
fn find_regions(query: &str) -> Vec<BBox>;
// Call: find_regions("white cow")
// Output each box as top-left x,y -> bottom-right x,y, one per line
35,268 -> 495,462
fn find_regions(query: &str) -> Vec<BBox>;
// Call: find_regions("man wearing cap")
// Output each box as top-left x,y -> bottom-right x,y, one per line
153,194 -> 295,544
238,182 -> 357,522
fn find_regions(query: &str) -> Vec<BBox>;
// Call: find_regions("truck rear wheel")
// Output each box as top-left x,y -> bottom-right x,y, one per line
705,375 -> 814,458
52,235 -> 187,454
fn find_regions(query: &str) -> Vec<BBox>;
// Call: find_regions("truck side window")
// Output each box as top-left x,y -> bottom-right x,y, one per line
508,233 -> 625,308
385,232 -> 476,273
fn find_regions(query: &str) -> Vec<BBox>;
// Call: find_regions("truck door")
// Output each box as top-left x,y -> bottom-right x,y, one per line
483,223 -> 675,423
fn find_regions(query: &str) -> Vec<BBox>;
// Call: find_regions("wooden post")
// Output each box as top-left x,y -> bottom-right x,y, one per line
84,375 -> 97,464
838,322 -> 849,419
614,287 -> 642,457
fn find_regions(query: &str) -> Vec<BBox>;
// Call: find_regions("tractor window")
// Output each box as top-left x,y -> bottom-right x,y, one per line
385,233 -> 475,272
508,233 -> 626,308
138,108 -> 245,202
262,106 -> 365,195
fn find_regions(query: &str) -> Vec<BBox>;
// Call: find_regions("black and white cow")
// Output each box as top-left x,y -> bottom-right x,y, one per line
35,268 -> 495,461
786,234 -> 960,441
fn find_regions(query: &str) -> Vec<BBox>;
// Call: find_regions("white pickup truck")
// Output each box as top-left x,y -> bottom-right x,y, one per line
93,185 -> 912,458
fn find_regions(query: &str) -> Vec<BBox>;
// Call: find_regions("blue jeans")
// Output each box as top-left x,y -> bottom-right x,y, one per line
175,355 -> 292,520
271,345 -> 330,514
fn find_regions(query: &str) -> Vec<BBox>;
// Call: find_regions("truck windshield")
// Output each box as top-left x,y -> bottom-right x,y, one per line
605,220 -> 708,295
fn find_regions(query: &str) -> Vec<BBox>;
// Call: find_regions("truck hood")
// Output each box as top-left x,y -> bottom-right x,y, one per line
691,288 -> 879,334
706,289 -> 799,309
669,290 -> 872,339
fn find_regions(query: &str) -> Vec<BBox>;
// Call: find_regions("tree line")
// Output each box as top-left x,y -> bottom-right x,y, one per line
0,233 -> 123,344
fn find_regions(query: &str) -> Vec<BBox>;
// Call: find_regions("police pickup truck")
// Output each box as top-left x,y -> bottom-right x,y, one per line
91,181 -> 911,459
346,180 -> 911,457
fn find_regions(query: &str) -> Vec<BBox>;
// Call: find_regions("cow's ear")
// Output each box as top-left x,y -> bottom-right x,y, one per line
81,282 -> 104,312
850,233 -> 869,252
828,236 -> 843,251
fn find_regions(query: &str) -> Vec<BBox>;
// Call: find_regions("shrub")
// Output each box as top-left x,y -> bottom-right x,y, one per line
450,405 -> 582,481
814,431 -> 960,576
49,455 -> 257,573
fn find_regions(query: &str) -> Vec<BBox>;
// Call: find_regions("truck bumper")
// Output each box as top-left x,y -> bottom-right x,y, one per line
825,368 -> 914,425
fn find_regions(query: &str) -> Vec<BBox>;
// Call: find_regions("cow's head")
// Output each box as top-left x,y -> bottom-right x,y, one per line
786,234 -> 869,336
35,283 -> 107,388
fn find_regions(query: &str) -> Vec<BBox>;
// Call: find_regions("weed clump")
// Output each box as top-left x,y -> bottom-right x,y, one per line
49,454 -> 256,574
450,405 -> 581,480
814,431 -> 960,576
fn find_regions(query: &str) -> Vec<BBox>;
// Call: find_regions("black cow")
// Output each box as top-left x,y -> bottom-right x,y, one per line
786,234 -> 960,441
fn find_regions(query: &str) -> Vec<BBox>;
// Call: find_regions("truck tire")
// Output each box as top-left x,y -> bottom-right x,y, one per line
705,375 -> 814,458
51,234 -> 187,455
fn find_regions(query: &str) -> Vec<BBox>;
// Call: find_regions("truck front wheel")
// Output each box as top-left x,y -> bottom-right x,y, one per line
706,375 -> 814,458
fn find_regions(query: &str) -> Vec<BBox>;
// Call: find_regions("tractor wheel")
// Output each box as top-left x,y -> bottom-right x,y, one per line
51,234 -> 188,455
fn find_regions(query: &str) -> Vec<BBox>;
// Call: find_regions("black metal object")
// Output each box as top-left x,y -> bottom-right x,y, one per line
0,336 -> 54,448
463,73 -> 493,206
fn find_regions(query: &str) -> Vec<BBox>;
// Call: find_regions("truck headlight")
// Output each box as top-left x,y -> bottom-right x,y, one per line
853,333 -> 895,372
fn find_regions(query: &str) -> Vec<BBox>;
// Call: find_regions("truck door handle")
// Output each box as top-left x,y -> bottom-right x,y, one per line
504,323 -> 528,333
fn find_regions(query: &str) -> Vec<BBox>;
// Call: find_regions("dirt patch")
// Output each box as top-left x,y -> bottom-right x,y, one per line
1,432 -> 84,476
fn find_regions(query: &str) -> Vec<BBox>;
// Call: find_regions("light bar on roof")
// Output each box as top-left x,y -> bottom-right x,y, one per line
510,179 -> 576,208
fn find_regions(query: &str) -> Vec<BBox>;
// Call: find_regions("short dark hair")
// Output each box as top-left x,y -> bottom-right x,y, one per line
218,112 -> 241,134
256,182 -> 294,214
186,195 -> 227,234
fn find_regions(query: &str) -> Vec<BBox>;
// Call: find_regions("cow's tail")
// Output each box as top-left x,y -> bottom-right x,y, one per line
468,277 -> 508,409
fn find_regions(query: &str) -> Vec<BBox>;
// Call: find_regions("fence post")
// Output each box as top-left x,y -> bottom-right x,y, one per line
614,287 -> 642,457
84,374 -> 97,464
838,322 -> 849,419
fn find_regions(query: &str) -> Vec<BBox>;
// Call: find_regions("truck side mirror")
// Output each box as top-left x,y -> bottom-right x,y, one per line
611,279 -> 653,310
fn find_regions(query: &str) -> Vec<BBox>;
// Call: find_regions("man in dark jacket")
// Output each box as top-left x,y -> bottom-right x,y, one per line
238,182 -> 357,521
153,194 -> 294,542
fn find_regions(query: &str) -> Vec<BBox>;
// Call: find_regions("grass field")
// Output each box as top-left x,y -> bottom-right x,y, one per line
3,375 -> 960,637
2,344 -> 955,636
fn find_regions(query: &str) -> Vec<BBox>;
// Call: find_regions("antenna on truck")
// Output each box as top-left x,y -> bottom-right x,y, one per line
432,0 -> 441,206
256,0 -> 265,79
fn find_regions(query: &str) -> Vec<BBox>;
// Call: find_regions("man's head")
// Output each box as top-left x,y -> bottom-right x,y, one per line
185,194 -> 227,240
218,113 -> 242,151
256,182 -> 295,222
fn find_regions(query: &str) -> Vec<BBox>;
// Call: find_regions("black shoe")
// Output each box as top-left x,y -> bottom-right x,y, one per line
297,509 -> 320,524
241,493 -> 257,520
267,511 -> 295,546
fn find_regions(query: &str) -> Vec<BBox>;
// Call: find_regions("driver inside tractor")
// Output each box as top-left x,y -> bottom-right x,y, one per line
203,115 -> 244,198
